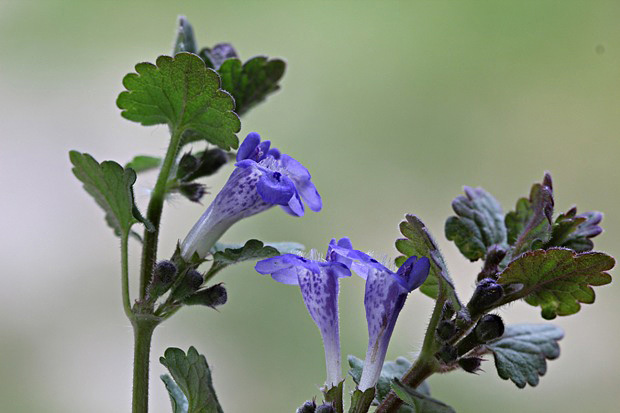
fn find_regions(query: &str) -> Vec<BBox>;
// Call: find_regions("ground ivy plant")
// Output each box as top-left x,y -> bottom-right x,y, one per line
70,17 -> 615,413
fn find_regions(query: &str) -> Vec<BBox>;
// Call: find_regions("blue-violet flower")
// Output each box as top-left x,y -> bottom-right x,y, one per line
330,242 -> 430,391
181,132 -> 322,259
255,239 -> 352,386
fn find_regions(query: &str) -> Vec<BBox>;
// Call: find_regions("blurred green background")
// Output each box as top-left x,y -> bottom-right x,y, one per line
1,1 -> 619,412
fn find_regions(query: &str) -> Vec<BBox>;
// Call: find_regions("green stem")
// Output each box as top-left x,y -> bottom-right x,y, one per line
139,128 -> 184,300
132,317 -> 159,413
121,231 -> 135,322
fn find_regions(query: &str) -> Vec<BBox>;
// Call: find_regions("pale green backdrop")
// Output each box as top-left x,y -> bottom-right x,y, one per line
1,1 -> 619,412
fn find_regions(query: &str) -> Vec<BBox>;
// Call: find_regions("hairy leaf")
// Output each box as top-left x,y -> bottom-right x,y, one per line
391,379 -> 455,413
445,187 -> 507,261
546,207 -> 603,253
486,324 -> 564,388
396,215 -> 461,309
505,173 -> 554,257
497,248 -> 614,319
173,16 -> 197,55
125,155 -> 162,173
117,53 -> 241,150
218,56 -> 286,116
160,347 -> 223,413
70,151 -> 152,237
161,374 -> 189,413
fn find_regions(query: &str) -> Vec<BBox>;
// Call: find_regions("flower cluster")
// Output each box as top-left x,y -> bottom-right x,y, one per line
180,132 -> 321,259
256,238 -> 430,391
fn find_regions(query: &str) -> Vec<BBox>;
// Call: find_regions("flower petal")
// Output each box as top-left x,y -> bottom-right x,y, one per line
394,256 -> 431,292
281,192 -> 305,217
236,132 -> 261,161
256,172 -> 296,205
255,254 -> 300,274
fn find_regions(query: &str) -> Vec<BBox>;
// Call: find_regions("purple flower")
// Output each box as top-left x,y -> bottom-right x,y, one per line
180,132 -> 321,259
255,239 -> 352,386
330,242 -> 430,391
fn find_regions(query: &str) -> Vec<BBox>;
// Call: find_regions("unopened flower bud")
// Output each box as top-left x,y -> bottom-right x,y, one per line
296,401 -> 316,413
184,149 -> 228,181
315,403 -> 335,413
179,182 -> 207,203
458,357 -> 483,373
436,320 -> 457,341
147,260 -> 177,299
176,152 -> 199,180
436,344 -> 458,364
467,278 -> 504,316
183,283 -> 228,308
474,314 -> 504,342
442,301 -> 455,320
457,314 -> 504,356
455,309 -> 472,330
171,269 -> 204,301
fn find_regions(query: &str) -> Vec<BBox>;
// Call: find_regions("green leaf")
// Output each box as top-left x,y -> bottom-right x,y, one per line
348,388 -> 375,413
348,356 -> 429,406
445,187 -> 507,261
505,173 -> 554,257
125,155 -> 162,173
497,248 -> 614,319
161,374 -> 189,413
391,379 -> 455,413
207,240 -> 303,279
117,53 -> 241,150
70,151 -> 152,237
173,16 -> 197,55
546,207 -> 603,253
218,56 -> 286,116
395,215 -> 461,309
486,324 -> 564,388
160,347 -> 223,413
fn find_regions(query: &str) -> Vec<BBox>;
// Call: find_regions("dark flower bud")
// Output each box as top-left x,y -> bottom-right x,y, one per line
183,283 -> 228,308
442,301 -> 455,320
436,344 -> 458,364
185,149 -> 228,180
474,314 -> 504,342
315,403 -> 335,413
296,400 -> 316,413
176,152 -> 199,180
147,260 -> 177,299
179,182 -> 207,203
436,320 -> 457,341
454,308 -> 472,330
170,269 -> 204,301
467,278 -> 504,316
458,357 -> 483,374
477,245 -> 507,281
457,314 -> 504,356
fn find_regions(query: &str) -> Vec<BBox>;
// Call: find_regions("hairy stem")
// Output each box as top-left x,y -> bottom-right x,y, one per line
132,318 -> 159,413
139,128 -> 184,300
121,231 -> 135,322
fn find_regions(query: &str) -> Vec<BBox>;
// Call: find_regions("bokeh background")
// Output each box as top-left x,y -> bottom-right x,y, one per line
1,1 -> 619,412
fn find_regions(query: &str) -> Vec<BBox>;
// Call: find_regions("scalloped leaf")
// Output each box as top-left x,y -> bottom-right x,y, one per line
160,347 -> 223,413
546,207 -> 603,253
445,187 -> 507,261
505,173 -> 554,257
497,248 -> 614,319
486,324 -> 564,388
396,215 -> 461,309
116,53 -> 240,150
70,151 -> 152,237
218,56 -> 286,116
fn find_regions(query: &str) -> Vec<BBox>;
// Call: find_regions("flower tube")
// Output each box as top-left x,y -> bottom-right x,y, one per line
330,242 -> 430,391
180,132 -> 321,260
255,239 -> 352,387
